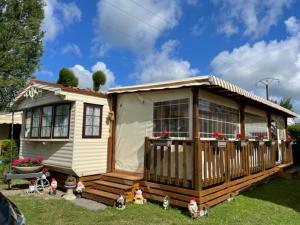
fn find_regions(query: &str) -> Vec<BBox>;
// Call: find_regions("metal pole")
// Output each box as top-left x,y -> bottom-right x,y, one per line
266,84 -> 269,100
9,111 -> 14,173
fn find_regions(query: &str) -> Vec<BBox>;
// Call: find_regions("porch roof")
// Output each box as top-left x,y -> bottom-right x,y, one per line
107,75 -> 297,117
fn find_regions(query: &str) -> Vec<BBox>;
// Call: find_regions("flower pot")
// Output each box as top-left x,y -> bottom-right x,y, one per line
212,140 -> 227,149
13,165 -> 43,174
65,181 -> 76,187
153,139 -> 172,146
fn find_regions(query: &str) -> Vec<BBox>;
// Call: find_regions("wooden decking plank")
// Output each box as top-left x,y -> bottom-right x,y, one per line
93,180 -> 132,190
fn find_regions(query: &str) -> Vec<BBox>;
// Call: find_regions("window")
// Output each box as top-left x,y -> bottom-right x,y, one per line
245,112 -> 268,139
199,99 -> 239,138
83,104 -> 102,138
53,104 -> 70,138
153,98 -> 189,138
24,111 -> 32,138
23,103 -> 71,139
41,106 -> 53,138
31,108 -> 41,138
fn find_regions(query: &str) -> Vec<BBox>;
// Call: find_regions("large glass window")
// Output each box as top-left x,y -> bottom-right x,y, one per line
53,104 -> 70,138
153,98 -> 189,138
245,112 -> 268,139
23,103 -> 71,139
199,99 -> 239,138
83,104 -> 102,138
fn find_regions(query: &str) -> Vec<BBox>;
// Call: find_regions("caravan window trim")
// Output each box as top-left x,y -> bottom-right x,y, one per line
24,103 -> 71,139
82,103 -> 103,138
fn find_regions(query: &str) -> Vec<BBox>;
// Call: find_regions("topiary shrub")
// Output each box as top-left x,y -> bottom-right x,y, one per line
0,139 -> 19,164
92,70 -> 106,92
57,68 -> 78,87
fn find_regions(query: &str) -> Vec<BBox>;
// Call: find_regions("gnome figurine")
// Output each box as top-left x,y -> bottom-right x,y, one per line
163,196 -> 170,210
134,188 -> 144,204
49,178 -> 57,195
75,181 -> 85,198
188,197 -> 200,219
116,194 -> 126,210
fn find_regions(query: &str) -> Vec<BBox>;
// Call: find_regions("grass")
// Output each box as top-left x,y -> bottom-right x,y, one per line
4,174 -> 300,225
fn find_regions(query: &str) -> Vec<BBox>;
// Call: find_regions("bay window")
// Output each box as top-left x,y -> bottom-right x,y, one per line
153,98 -> 189,138
199,99 -> 239,138
23,103 -> 71,139
82,103 -> 103,138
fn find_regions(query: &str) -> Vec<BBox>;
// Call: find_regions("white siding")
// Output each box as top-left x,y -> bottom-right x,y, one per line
72,96 -> 110,176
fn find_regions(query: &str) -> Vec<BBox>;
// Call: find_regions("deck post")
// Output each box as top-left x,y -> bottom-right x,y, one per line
239,103 -> 245,138
108,94 -> 117,172
267,112 -> 272,140
192,87 -> 201,190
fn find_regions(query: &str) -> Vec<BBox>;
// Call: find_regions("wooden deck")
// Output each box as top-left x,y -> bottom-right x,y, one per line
81,139 -> 293,208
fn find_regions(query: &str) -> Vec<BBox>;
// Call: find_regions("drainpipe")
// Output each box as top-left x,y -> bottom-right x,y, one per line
9,111 -> 14,173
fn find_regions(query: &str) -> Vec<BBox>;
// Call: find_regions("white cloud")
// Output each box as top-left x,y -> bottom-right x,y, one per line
61,43 -> 81,56
136,40 -> 198,83
42,0 -> 81,42
212,0 -> 292,38
93,0 -> 181,55
211,16 -> 300,117
217,21 -> 238,37
70,62 -> 115,90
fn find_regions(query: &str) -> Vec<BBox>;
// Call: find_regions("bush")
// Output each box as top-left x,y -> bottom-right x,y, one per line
0,139 -> 19,164
288,124 -> 300,141
92,70 -> 106,92
57,68 -> 78,87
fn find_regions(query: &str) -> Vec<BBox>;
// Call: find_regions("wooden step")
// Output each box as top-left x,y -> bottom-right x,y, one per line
104,172 -> 143,181
101,175 -> 137,186
82,188 -> 118,206
93,180 -> 132,190
92,180 -> 132,195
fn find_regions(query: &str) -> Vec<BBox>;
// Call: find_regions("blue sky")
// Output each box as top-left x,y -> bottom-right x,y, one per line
38,0 -> 300,116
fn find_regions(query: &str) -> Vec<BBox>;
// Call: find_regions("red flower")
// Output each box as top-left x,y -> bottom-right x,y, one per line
42,167 -> 49,172
213,133 -> 225,139
236,133 -> 243,139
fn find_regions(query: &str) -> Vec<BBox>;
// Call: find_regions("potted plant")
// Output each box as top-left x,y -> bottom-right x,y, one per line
12,157 -> 44,174
212,133 -> 227,148
65,175 -> 77,187
152,131 -> 172,146
253,134 -> 265,148
234,133 -> 247,149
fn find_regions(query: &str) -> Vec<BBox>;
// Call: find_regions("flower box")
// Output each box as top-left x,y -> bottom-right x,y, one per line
153,139 -> 172,146
13,165 -> 43,174
212,140 -> 227,148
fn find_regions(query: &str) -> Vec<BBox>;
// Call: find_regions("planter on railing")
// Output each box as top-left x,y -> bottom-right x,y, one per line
212,140 -> 227,148
152,139 -> 172,146
234,140 -> 247,149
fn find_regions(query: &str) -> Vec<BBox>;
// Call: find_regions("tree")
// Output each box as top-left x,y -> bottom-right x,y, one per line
288,124 -> 300,141
57,68 -> 78,87
0,0 -> 44,111
92,70 -> 106,92
279,97 -> 293,110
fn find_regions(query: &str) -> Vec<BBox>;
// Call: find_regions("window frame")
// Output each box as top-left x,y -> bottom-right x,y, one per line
82,103 -> 103,139
23,103 -> 71,139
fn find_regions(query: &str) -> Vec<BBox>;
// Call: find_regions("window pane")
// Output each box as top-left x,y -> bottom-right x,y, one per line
53,104 -> 70,137
83,104 -> 102,137
152,99 -> 189,137
199,99 -> 239,138
24,111 -> 32,138
31,108 -> 41,137
245,112 -> 268,139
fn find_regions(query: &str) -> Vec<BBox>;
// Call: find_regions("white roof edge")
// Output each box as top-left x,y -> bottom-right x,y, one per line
107,75 -> 297,117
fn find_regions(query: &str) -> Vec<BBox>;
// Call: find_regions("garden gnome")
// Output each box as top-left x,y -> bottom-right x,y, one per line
163,196 -> 170,210
116,194 -> 126,210
75,181 -> 85,198
188,197 -> 199,219
27,179 -> 36,194
134,188 -> 144,204
49,178 -> 57,195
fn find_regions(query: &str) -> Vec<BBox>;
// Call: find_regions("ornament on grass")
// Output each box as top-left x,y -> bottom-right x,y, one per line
163,196 -> 170,210
188,197 -> 200,219
49,178 -> 57,195
116,194 -> 126,210
134,188 -> 144,204
75,181 -> 85,198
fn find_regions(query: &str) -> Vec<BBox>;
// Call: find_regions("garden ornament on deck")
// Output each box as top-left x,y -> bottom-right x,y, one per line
75,181 -> 85,198
162,196 -> 170,210
133,188 -> 144,204
116,194 -> 126,210
49,178 -> 58,195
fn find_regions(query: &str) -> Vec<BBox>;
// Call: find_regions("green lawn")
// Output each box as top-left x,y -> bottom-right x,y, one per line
4,174 -> 300,225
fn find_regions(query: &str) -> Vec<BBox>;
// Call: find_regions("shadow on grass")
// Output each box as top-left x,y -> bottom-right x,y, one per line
241,174 -> 300,212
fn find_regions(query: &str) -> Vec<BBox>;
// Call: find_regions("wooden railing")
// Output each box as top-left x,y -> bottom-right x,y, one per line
144,138 -> 293,190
